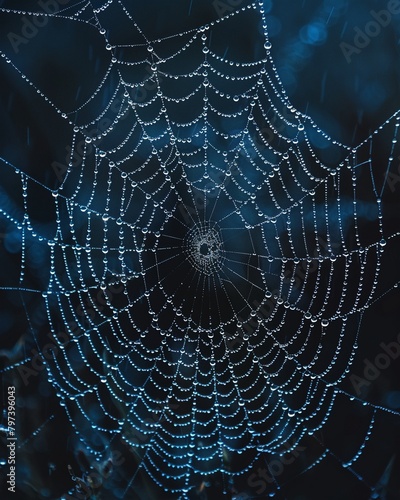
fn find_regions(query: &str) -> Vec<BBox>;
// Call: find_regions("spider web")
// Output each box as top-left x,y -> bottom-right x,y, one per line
1,1 -> 400,498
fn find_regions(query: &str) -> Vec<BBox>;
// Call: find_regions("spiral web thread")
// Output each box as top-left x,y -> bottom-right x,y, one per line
1,0 -> 400,498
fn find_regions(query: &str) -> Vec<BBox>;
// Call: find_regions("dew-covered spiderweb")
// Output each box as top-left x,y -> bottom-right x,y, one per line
1,1 -> 400,498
